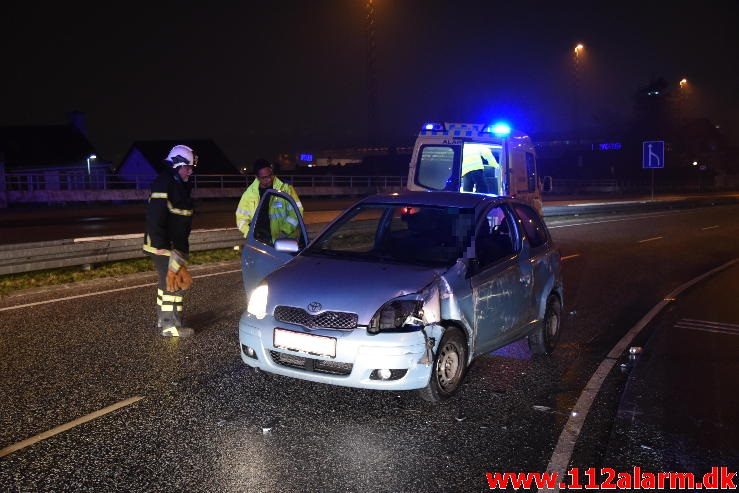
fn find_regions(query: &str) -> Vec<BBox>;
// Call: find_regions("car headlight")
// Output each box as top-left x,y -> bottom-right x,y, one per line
368,299 -> 423,334
247,284 -> 268,319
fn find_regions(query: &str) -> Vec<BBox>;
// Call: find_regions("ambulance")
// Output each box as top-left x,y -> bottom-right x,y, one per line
406,122 -> 549,214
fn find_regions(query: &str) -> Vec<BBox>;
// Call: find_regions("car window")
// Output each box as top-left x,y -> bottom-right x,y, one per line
253,193 -> 305,249
305,204 -> 475,267
513,204 -> 548,248
415,145 -> 459,191
474,205 -> 518,269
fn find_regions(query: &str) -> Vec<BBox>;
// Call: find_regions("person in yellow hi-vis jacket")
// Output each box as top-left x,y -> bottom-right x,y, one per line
235,158 -> 303,241
143,144 -> 196,338
462,143 -> 499,194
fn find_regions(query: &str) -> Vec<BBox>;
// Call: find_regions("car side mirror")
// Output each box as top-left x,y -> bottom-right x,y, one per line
274,238 -> 299,253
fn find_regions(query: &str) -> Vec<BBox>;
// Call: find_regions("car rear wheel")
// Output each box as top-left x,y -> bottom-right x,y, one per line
528,295 -> 562,355
418,328 -> 467,402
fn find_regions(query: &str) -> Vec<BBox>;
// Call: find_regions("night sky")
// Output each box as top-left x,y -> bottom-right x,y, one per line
3,1 -> 738,165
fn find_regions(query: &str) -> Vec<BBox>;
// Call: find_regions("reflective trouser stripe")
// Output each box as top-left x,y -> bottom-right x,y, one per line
156,291 -> 184,326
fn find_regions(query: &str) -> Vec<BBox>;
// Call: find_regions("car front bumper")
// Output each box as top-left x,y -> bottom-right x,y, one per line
238,312 -> 435,390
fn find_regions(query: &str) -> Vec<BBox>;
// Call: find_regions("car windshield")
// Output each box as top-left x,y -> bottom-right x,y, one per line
303,203 -> 476,267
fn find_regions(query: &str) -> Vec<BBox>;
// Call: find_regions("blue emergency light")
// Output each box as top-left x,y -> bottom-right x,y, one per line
423,122 -> 445,131
487,122 -> 511,137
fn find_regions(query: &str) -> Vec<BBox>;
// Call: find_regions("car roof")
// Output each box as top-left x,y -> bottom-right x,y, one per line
359,191 -> 501,208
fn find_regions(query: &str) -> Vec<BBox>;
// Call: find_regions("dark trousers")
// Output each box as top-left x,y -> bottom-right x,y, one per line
150,254 -> 185,329
462,169 -> 488,193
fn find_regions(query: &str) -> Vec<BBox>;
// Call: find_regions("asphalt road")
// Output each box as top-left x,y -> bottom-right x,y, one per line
0,204 -> 738,491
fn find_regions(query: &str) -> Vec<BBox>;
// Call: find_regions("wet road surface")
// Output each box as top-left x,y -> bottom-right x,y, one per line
0,204 -> 738,491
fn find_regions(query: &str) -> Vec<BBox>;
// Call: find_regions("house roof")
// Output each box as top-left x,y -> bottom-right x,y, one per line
0,125 -> 96,168
117,139 -> 239,175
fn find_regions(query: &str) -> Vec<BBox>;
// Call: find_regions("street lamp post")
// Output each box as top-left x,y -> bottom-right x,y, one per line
573,43 -> 585,167
678,77 -> 688,123
86,154 -> 96,189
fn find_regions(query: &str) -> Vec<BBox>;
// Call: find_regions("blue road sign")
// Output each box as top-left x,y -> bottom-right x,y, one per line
642,141 -> 665,169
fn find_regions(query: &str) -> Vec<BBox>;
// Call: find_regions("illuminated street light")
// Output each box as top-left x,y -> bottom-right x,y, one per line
86,153 -> 96,175
692,161 -> 698,166
677,78 -> 689,122
572,43 -> 585,162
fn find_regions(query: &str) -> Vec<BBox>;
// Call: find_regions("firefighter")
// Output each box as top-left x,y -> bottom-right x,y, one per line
143,144 -> 197,338
235,158 -> 303,242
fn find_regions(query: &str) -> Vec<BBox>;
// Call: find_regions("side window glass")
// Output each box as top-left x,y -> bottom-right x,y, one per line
416,145 -> 458,191
253,193 -> 305,249
513,204 -> 548,248
475,206 -> 517,269
525,152 -> 537,192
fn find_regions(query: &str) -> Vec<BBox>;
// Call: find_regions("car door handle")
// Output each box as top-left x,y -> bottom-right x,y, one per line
519,274 -> 532,286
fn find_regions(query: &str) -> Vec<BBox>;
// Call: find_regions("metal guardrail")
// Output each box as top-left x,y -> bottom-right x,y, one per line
0,224 -> 328,276
3,172 -> 408,191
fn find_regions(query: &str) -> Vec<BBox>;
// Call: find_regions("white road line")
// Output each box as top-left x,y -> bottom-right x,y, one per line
0,396 -> 144,458
681,318 -> 739,329
548,210 -> 689,229
0,269 -> 241,313
543,257 -> 738,492
638,236 -> 663,243
566,200 -> 648,207
560,254 -> 581,261
73,227 -> 238,243
676,325 -> 739,336
701,225 -> 719,230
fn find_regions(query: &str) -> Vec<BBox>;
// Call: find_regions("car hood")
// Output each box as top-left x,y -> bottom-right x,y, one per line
264,254 -> 445,325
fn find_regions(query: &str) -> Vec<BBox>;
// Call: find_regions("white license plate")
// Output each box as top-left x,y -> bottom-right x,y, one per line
273,328 -> 336,357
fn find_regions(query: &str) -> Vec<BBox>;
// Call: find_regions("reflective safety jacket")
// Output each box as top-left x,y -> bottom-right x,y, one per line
235,176 -> 303,239
462,144 -> 499,176
143,169 -> 194,257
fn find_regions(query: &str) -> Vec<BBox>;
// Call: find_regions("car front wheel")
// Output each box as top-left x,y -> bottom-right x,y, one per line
418,328 -> 467,402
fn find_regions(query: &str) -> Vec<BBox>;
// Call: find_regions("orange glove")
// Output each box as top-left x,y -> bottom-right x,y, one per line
176,265 -> 193,291
166,269 -> 178,292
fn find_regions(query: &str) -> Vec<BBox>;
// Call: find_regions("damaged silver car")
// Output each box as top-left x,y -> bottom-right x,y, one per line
239,190 -> 563,401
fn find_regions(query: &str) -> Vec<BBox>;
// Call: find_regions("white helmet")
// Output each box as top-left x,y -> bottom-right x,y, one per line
165,145 -> 197,167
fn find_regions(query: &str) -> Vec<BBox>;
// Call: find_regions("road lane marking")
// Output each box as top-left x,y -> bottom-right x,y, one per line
701,225 -> 719,230
560,254 -> 581,261
675,318 -> 739,336
0,396 -> 144,458
0,269 -> 241,313
548,210 -> 691,229
566,200 -> 648,207
74,227 -> 237,243
543,257 -> 738,492
638,236 -> 663,243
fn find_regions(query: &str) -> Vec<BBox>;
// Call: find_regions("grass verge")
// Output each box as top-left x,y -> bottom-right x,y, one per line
0,248 -> 240,298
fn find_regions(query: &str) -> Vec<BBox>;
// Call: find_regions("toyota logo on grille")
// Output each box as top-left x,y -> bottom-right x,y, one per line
307,302 -> 322,313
